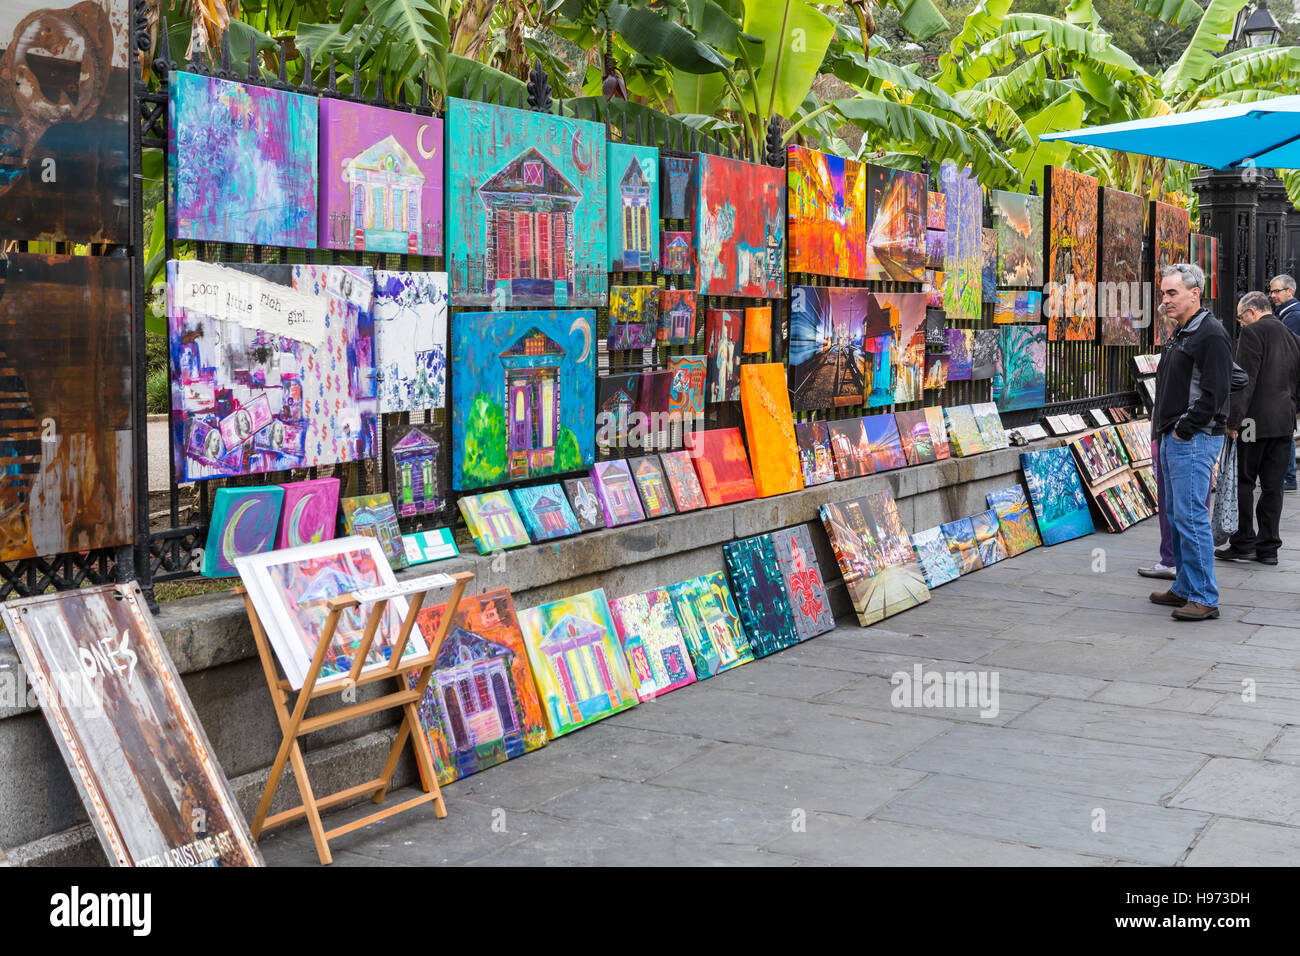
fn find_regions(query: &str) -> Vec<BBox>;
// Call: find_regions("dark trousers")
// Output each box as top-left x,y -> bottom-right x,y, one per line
1230,435 -> 1291,558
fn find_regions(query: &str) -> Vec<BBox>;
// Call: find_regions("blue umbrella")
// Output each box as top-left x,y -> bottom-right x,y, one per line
1039,95 -> 1300,169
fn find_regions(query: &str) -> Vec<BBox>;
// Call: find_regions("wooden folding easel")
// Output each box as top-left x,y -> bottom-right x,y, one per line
237,569 -> 472,865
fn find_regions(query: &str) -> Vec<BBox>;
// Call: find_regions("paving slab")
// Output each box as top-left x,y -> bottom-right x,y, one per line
1242,607 -> 1300,628
826,627 -> 1011,664
1194,663 -> 1300,701
1246,626 -> 1300,649
1208,694 -> 1300,726
1170,757 -> 1300,826
707,658 -> 863,701
980,639 -> 1214,686
1089,680 -> 1224,714
924,660 -> 1109,700
1183,818 -> 1300,866
1155,638 -> 1300,669
496,724 -> 717,784
1265,726 -> 1300,765
773,639 -> 932,677
813,675 -> 1040,727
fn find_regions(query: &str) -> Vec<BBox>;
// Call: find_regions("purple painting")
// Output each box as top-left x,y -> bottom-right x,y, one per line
275,477 -> 341,550
591,459 -> 646,527
319,100 -> 444,255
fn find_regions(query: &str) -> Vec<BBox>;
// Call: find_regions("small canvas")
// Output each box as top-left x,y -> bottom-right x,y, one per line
971,509 -> 1007,566
402,528 -> 460,565
388,423 -> 442,517
1020,447 -> 1096,545
660,153 -> 698,223
827,418 -> 871,479
630,455 -> 677,518
373,271 -> 448,413
893,410 -> 936,466
608,285 -> 660,351
607,142 -> 660,272
723,535 -> 801,658
705,308 -> 743,403
820,491 -> 930,627
668,355 -> 707,421
276,477 -> 341,550
411,588 -> 547,787
770,526 -> 836,640
666,572 -> 754,679
512,484 -> 582,541
786,146 -> 867,280
795,420 -> 836,486
662,231 -> 694,275
609,589 -> 698,701
201,486 -> 284,578
695,152 -> 785,299
944,405 -> 986,457
457,491 -> 531,553
928,191 -> 946,230
911,526 -> 961,589
946,328 -> 974,381
739,363 -> 803,498
518,589 -> 639,737
637,369 -> 673,421
660,450 -> 708,512
924,406 -> 951,460
564,476 -> 606,531
744,306 -> 772,354
972,402 -> 1009,450
940,517 -> 983,575
658,288 -> 698,345
926,229 -> 946,270
971,329 -> 998,381
686,428 -> 757,506
862,414 -> 907,472
923,353 -> 949,390
597,373 -> 641,454
591,459 -> 647,527
341,493 -> 407,569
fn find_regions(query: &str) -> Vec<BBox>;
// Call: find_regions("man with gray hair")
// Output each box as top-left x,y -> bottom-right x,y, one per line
1149,263 -> 1233,621
1267,274 -> 1300,489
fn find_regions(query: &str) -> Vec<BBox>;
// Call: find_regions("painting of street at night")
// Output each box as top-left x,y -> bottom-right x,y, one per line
864,165 -> 927,282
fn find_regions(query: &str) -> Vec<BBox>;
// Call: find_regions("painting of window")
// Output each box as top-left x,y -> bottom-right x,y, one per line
661,231 -> 693,275
607,142 -> 659,272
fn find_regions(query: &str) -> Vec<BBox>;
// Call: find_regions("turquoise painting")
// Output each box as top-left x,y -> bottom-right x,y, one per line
607,142 -> 660,272
445,98 -> 607,308
451,310 -> 596,490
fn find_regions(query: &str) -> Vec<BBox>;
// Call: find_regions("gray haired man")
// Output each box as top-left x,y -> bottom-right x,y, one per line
1267,274 -> 1300,489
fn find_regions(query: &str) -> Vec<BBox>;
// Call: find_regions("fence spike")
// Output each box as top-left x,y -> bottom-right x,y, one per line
326,53 -> 338,95
765,116 -> 784,166
153,15 -> 176,77
217,30 -> 232,78
373,67 -> 386,105
299,46 -> 314,93
419,73 -> 430,111
275,43 -> 289,88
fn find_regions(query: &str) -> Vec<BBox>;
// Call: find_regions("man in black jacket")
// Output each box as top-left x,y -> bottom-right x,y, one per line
1267,274 -> 1300,489
1217,291 -> 1300,565
1149,263 -> 1233,621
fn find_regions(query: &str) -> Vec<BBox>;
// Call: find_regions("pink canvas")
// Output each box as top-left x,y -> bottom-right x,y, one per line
275,477 -> 341,550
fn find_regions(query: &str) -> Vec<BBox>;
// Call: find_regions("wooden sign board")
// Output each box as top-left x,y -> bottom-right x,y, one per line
1,583 -> 262,867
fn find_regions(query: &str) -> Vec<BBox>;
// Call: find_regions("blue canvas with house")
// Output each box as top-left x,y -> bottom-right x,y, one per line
512,483 -> 582,541
607,142 -> 660,272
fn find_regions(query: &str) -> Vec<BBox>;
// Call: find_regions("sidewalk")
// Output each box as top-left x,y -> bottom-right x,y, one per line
260,502 -> 1300,866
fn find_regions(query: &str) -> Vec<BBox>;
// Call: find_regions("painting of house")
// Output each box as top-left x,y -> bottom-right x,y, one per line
451,310 -> 594,490
609,588 -> 697,701
511,483 -> 581,541
666,573 -> 754,679
388,424 -> 441,518
518,589 -> 638,737
658,289 -> 697,344
457,490 -> 531,553
662,232 -> 693,275
631,456 -> 676,518
591,459 -> 646,527
340,493 -> 406,570
597,373 -> 640,453
608,285 -> 659,351
607,142 -> 659,272
446,98 -> 606,308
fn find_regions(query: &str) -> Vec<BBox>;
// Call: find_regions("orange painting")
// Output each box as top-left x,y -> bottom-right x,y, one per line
739,363 -> 804,498
744,306 -> 772,353
685,427 -> 757,506
1046,165 -> 1099,341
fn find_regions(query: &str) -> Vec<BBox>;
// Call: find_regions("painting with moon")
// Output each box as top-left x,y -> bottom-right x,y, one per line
450,309 -> 596,491
275,477 -> 340,550
200,486 -> 284,577
445,98 -> 607,309
318,99 -> 444,255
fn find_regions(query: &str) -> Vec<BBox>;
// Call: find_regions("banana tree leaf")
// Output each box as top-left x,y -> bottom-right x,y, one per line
1004,89 -> 1086,194
937,0 -> 1013,88
673,68 -> 730,115
954,89 -> 1033,150
1161,0 -> 1250,97
164,18 -> 278,74
1188,46 -> 1300,101
1000,14 -> 1145,80
1131,0 -> 1204,27
742,0 -> 837,120
885,0 -> 951,43
609,3 -> 731,73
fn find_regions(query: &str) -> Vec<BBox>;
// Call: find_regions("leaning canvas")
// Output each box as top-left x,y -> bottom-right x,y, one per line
201,485 -> 284,578
666,572 -> 754,679
686,427 -> 757,506
591,459 -> 647,527
1020,447 -> 1096,545
372,271 -> 448,413
518,589 -> 639,737
770,525 -> 836,640
512,483 -> 582,541
1,584 -> 263,866
609,588 -> 698,701
910,526 -> 961,589
739,363 -> 803,498
341,493 -> 407,570
986,485 -> 1043,556
458,491 -> 532,553
276,477 -> 341,550
723,534 -> 801,657
820,491 -> 930,627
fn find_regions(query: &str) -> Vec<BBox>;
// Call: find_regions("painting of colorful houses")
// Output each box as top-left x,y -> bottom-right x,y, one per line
607,143 -> 660,272
451,310 -> 595,490
319,100 -> 443,255
518,589 -> 639,737
388,424 -> 441,517
666,572 -> 754,679
512,484 -> 581,540
446,98 -> 607,308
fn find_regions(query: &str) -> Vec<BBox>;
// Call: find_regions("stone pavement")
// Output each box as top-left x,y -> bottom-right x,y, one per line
260,500 -> 1300,866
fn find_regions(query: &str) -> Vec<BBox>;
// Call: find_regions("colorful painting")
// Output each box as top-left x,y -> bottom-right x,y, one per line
820,491 -> 930,627
658,288 -> 698,345
199,486 -> 283,578
827,418 -> 870,479
926,230 -> 946,270
608,285 -> 660,351
795,420 -> 836,485
412,588 -> 547,786
0,254 -> 132,560
986,485 -> 1043,556
893,409 -> 936,466
705,308 -> 742,403
972,329 -> 998,380
940,162 -> 982,320
686,427 -> 756,506
1020,446 -> 1096,545
946,328 -> 974,381
744,306 -> 772,354
991,189 -> 1043,287
724,534 -> 801,657
927,191 -> 946,230
668,354 -> 706,421
1190,232 -> 1219,300
926,270 -> 945,310
609,589 -> 698,701
1099,187 -> 1145,346
994,325 -> 1047,412
450,309 -> 595,490
660,152 -> 698,222
871,291 -> 926,404
607,142 -> 659,272
389,423 -> 442,517
662,231 -> 694,275
341,493 -> 406,569
276,477 -> 341,550
512,483 -> 582,541
0,584 -> 262,867
786,145 -> 867,279
1153,200 -> 1191,346
518,589 -> 638,737
630,455 -> 676,518
924,353 -> 949,390
865,164 -> 927,281
739,363 -> 803,498
170,71 -> 318,246
924,406 -> 950,460
982,227 -> 998,303
458,490 -> 531,553
770,526 -> 835,640
168,261 -> 377,482
862,413 -> 907,472
591,458 -> 646,527
235,536 -> 428,690
318,99 -> 442,254
993,289 -> 1043,323
0,0 -> 129,242
446,97 -> 606,307
666,572 -> 754,678
597,372 -> 640,454
971,509 -> 1007,566
695,152 -> 784,298
661,449 -> 707,512
373,270 -> 448,412
911,527 -> 960,589
940,517 -> 983,575
789,284 -> 870,411
972,402 -> 1009,449
1046,165 -> 1098,339
944,405 -> 986,457
563,476 -> 605,531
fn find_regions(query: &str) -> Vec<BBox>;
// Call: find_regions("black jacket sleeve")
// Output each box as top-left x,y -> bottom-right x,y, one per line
1229,324 -> 1262,432
1175,325 -> 1232,439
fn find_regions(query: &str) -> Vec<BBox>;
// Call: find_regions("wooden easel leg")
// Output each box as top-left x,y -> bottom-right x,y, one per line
287,738 -> 332,865
252,712 -> 303,836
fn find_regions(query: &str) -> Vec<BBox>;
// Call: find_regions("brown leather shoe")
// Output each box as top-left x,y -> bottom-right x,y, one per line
1172,602 -> 1220,621
1149,590 -> 1188,607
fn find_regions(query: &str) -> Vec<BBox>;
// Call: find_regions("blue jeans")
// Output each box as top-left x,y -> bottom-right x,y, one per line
1287,437 -> 1296,486
1160,431 -> 1223,608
